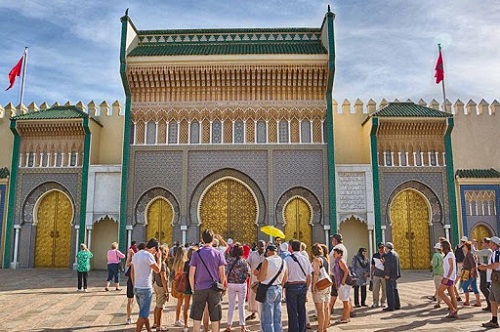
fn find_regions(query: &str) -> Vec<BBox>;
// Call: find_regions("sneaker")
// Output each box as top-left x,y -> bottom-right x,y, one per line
174,320 -> 184,327
482,321 -> 499,328
77,289 -> 82,292
126,318 -> 132,325
83,289 -> 88,292
371,303 -> 379,308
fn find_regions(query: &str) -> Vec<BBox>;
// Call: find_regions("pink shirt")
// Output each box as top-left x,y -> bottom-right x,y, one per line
107,249 -> 125,264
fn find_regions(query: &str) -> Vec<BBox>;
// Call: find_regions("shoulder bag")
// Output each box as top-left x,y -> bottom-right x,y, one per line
197,249 -> 226,292
256,258 -> 284,303
316,260 -> 333,290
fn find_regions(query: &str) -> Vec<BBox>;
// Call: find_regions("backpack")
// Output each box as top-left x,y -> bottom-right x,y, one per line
454,245 -> 465,263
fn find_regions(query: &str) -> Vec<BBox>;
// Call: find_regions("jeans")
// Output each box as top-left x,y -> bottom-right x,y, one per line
385,278 -> 400,310
462,277 -> 479,294
285,283 -> 307,332
77,271 -> 88,290
106,263 -> 120,283
135,287 -> 153,319
372,276 -> 386,305
261,285 -> 282,332
227,283 -> 247,326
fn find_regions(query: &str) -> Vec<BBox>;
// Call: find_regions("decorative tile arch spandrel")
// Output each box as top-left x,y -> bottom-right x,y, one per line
134,188 -> 180,226
386,181 -> 442,225
23,182 -> 75,226
275,187 -> 322,226
190,168 -> 266,227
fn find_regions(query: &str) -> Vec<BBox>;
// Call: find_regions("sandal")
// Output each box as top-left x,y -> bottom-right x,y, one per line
462,302 -> 470,306
240,327 -> 250,332
335,319 -> 350,324
473,303 -> 482,307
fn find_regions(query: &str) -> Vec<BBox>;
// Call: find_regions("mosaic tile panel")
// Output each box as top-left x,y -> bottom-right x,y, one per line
273,150 -> 325,206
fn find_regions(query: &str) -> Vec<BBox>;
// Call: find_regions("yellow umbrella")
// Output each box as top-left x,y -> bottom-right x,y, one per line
260,225 -> 285,239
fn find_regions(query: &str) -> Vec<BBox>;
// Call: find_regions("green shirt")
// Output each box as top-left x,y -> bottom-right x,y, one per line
76,250 -> 93,272
431,252 -> 444,276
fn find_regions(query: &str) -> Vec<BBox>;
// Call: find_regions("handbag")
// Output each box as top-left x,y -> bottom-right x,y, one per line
175,272 -> 189,293
116,251 -> 125,272
197,250 -> 226,292
255,259 -> 284,303
369,279 -> 373,291
345,273 -> 357,286
316,264 -> 333,290
171,279 -> 183,299
461,269 -> 470,281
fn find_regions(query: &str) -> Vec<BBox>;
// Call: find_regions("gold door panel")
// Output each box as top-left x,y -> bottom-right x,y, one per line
390,190 -> 430,269
35,191 -> 72,267
146,198 -> 174,245
199,179 -> 257,244
470,224 -> 492,243
284,197 -> 312,253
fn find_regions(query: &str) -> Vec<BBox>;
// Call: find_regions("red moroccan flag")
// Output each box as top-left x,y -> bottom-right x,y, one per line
6,57 -> 23,91
434,50 -> 444,84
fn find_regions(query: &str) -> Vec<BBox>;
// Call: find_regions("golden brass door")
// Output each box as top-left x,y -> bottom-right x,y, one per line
199,179 -> 257,244
35,191 -> 72,267
146,198 -> 173,245
284,197 -> 312,252
470,224 -> 492,243
389,190 -> 430,269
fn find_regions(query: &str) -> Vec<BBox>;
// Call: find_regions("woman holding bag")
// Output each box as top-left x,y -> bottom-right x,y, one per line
311,243 -> 330,332
461,241 -> 481,306
172,247 -> 188,327
105,242 -> 125,291
351,248 -> 370,307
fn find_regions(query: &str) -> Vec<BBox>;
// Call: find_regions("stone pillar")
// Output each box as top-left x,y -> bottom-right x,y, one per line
323,224 -> 330,246
181,225 -> 188,245
86,225 -> 93,249
126,225 -> 133,248
11,224 -> 22,269
444,224 -> 451,241
381,225 -> 387,244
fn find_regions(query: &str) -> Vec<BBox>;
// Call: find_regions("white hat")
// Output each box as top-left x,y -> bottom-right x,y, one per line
460,236 -> 468,242
490,236 -> 500,246
280,243 -> 289,252
433,243 -> 442,250
227,238 -> 234,245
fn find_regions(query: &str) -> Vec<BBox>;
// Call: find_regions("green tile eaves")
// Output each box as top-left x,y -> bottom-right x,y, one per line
373,102 -> 452,118
455,168 -> 500,179
128,42 -> 327,56
11,106 -> 102,126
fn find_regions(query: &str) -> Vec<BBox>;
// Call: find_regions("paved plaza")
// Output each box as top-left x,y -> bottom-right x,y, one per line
0,269 -> 494,331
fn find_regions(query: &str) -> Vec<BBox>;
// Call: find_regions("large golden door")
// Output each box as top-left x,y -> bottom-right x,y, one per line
284,197 -> 312,252
389,190 -> 430,269
199,179 -> 257,244
146,198 -> 174,245
35,191 -> 72,267
470,224 -> 492,243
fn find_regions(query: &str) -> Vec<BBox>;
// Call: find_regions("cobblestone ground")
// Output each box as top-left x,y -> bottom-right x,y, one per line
0,269 -> 493,331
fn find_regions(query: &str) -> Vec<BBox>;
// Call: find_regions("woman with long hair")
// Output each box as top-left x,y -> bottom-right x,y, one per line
224,242 -> 250,332
152,245 -> 170,332
172,246 -> 188,327
181,246 -> 198,332
461,241 -> 481,306
311,243 -> 330,332
437,240 -> 458,318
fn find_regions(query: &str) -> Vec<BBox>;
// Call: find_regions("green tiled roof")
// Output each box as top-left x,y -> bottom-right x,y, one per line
129,42 -> 326,56
372,102 -> 452,118
455,168 -> 500,179
12,106 -> 90,120
0,167 -> 9,179
128,28 -> 327,56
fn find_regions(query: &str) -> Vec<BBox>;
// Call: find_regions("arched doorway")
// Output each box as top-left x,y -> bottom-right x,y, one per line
199,178 -> 257,244
339,216 -> 369,261
35,190 -> 73,267
470,224 -> 492,243
389,189 -> 430,269
91,217 -> 119,270
283,197 -> 312,253
146,198 -> 174,245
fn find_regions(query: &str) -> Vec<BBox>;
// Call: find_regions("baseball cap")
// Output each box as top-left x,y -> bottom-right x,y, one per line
280,243 -> 289,252
460,236 -> 468,242
266,244 -> 278,251
490,236 -> 500,246
384,242 -> 394,250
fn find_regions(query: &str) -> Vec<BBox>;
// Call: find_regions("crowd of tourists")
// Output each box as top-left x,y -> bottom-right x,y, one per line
73,229 -> 500,331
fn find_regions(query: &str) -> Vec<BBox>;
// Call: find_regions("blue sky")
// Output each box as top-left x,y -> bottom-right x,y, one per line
0,1 -> 499,108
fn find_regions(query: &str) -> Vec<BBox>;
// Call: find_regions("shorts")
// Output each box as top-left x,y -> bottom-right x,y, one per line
441,278 -> 454,287
433,275 -> 442,290
330,277 -> 338,297
153,283 -> 168,308
489,282 -> 500,302
338,284 -> 351,302
190,288 -> 223,322
127,278 -> 134,299
135,287 -> 153,319
312,287 -> 331,303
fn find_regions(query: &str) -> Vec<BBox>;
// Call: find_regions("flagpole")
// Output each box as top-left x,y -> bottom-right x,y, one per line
19,47 -> 28,110
438,44 -> 447,112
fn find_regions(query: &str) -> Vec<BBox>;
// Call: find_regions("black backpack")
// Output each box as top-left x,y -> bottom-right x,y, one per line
454,245 -> 465,263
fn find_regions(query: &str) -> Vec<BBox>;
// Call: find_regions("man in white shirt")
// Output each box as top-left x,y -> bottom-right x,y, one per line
480,236 -> 500,328
284,240 -> 312,332
130,238 -> 162,332
246,240 -> 266,321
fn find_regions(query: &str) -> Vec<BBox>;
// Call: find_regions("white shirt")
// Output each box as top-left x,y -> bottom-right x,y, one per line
443,252 -> 457,280
285,252 -> 312,282
261,255 -> 287,285
131,250 -> 156,289
247,250 -> 266,283
488,250 -> 500,282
